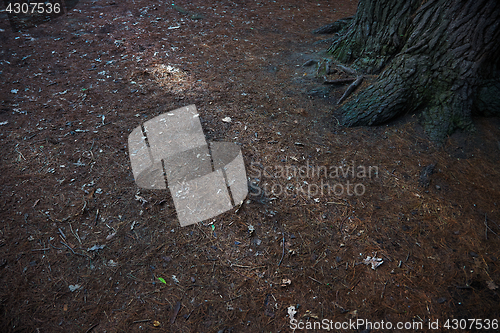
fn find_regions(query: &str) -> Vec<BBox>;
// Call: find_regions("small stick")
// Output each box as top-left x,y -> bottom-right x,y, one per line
81,200 -> 87,214
381,252 -> 393,262
85,323 -> 99,333
58,228 -> 66,240
231,263 -> 265,269
32,248 -> 51,251
132,319 -> 151,324
94,209 -> 99,226
69,223 -> 82,244
337,76 -> 363,105
48,239 -> 64,250
60,241 -> 87,257
484,214 -> 500,239
278,234 -> 285,267
60,241 -> 76,254
485,214 -> 488,240
308,276 -> 323,284
14,147 -> 26,160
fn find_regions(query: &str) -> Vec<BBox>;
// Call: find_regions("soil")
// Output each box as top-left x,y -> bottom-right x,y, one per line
1,1 -> 500,332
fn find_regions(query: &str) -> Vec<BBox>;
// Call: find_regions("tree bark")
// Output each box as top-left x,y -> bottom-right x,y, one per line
328,0 -> 500,142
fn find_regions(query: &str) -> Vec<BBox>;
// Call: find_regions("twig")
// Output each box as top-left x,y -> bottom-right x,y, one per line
58,228 -> 66,240
278,233 -> 285,267
337,75 -> 363,105
184,309 -> 194,320
381,252 -> 393,262
81,200 -> 87,214
132,319 -> 151,324
60,241 -> 76,254
308,276 -> 323,284
85,323 -> 99,333
94,208 -> 99,226
230,263 -> 265,269
32,199 -> 40,208
48,239 -> 64,250
484,214 -> 500,240
60,241 -> 87,257
312,252 -> 326,267
14,142 -> 27,160
32,248 -> 51,251
69,223 -> 82,244
381,280 -> 389,299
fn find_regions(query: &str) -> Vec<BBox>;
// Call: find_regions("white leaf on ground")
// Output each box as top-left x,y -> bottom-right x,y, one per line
287,305 -> 297,320
363,256 -> 384,270
87,244 -> 105,251
69,284 -> 81,292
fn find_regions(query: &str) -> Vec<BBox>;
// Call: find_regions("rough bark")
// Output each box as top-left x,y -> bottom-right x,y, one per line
328,0 -> 500,142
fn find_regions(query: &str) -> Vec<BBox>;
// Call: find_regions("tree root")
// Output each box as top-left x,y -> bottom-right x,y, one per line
323,77 -> 355,85
337,76 -> 364,105
312,17 -> 353,35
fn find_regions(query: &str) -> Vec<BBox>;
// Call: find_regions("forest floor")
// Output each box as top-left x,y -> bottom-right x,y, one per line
1,0 -> 500,332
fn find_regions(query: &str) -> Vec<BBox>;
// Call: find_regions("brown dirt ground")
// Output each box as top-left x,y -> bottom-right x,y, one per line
1,1 -> 500,332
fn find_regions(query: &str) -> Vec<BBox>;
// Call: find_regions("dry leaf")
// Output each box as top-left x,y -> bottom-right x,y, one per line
486,280 -> 498,290
362,256 -> 384,270
287,305 -> 297,320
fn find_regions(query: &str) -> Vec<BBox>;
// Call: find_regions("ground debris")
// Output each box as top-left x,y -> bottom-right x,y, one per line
87,244 -> 105,252
419,163 -> 435,187
362,256 -> 384,270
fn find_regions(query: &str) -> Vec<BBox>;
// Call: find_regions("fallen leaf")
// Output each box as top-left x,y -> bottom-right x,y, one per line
106,232 -> 116,240
362,256 -> 384,270
486,280 -> 498,290
281,278 -> 291,287
69,284 -> 81,292
87,244 -> 105,252
287,305 -> 297,320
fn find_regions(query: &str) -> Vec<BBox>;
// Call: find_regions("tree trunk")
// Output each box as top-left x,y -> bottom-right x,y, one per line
328,0 -> 500,142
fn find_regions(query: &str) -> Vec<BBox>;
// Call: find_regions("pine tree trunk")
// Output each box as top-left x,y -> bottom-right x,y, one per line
328,0 -> 500,142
